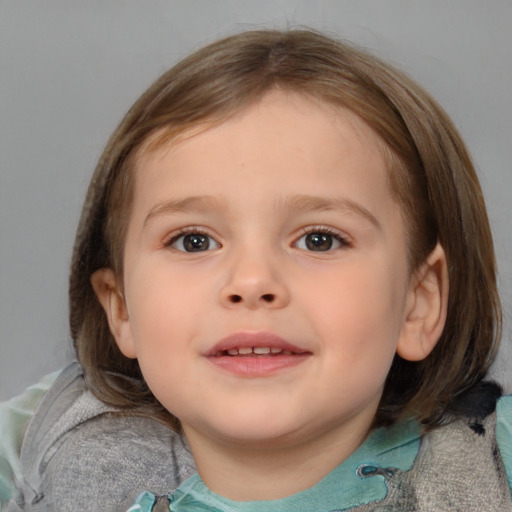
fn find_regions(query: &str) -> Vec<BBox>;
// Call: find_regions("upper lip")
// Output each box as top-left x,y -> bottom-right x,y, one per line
205,331 -> 309,356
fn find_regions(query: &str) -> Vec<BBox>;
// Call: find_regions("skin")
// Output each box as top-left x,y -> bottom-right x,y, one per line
93,91 -> 448,501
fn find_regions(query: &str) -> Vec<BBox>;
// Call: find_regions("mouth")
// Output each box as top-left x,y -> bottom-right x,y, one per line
205,332 -> 311,376
213,346 -> 300,357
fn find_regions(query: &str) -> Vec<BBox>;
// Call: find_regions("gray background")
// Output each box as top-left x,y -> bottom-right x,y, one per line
1,0 -> 511,400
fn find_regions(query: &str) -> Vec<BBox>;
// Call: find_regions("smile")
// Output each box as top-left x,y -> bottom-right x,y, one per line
216,346 -> 296,356
206,332 -> 311,376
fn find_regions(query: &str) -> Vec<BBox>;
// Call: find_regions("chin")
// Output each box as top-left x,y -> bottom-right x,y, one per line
192,414 -> 305,448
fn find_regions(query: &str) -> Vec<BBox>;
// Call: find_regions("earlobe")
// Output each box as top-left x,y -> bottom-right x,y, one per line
397,242 -> 449,362
90,268 -> 137,359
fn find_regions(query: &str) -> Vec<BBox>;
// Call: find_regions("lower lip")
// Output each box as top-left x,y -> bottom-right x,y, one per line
207,354 -> 310,376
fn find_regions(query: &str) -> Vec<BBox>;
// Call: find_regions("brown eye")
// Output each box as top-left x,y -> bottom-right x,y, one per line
295,230 -> 347,252
170,232 -> 218,252
305,233 -> 333,251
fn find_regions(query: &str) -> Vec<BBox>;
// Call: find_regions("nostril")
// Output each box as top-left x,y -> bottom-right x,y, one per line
226,293 -> 277,305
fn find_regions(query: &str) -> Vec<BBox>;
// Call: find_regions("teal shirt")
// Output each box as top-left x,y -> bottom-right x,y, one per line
127,419 -> 422,512
0,371 -> 60,505
128,396 -> 512,512
497,395 -> 512,492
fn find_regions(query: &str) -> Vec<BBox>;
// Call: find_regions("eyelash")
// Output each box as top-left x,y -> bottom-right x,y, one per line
164,226 -> 351,253
164,227 -> 220,252
293,226 -> 351,252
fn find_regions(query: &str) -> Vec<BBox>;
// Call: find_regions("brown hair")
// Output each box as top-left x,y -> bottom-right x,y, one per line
69,29 -> 501,430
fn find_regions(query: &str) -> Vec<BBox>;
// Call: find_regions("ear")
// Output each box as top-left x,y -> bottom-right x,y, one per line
396,242 -> 449,362
90,268 -> 137,359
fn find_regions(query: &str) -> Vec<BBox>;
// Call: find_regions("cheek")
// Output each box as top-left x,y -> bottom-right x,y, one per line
123,266 -> 197,412
298,257 -> 407,357
124,261 -> 200,354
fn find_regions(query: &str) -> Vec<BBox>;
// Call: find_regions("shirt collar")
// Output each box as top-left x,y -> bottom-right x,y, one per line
170,418 -> 421,512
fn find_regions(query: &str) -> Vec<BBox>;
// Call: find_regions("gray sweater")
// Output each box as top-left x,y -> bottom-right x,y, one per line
6,363 -> 512,511
6,363 -> 196,511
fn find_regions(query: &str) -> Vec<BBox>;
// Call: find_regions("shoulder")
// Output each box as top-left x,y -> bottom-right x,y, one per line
403,386 -> 512,511
0,368 -> 60,507
42,411 -> 194,511
13,363 -> 196,511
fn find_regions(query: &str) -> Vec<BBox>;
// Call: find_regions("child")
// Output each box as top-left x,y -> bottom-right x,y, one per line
4,29 -> 512,511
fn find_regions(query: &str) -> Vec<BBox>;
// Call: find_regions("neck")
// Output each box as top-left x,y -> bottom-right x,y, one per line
183,418 -> 373,502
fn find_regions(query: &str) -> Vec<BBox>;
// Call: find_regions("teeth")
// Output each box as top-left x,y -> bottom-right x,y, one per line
223,346 -> 288,356
253,346 -> 271,355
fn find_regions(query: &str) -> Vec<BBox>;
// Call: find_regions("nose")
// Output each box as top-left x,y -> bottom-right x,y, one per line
218,250 -> 290,310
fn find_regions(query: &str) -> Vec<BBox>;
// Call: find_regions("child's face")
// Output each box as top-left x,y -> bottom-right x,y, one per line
100,91 -> 435,454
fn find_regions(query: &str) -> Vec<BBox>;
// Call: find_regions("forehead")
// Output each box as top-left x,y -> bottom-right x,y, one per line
134,91 -> 394,192
139,89 -> 395,159
128,92 -> 404,236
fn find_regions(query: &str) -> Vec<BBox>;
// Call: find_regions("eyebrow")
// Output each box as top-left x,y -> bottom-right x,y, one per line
278,194 -> 381,230
143,193 -> 381,230
143,195 -> 222,227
